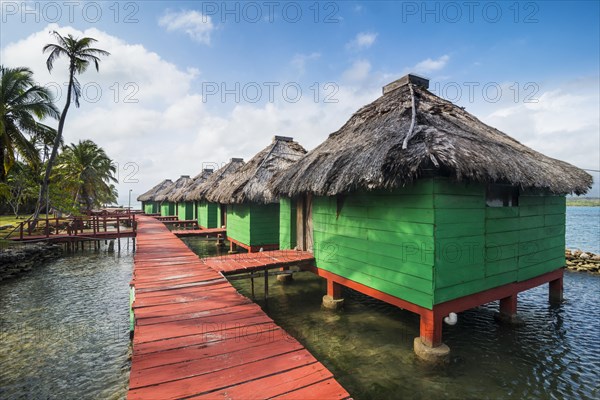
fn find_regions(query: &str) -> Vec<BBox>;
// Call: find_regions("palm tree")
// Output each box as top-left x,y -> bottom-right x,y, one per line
0,66 -> 59,181
32,31 -> 110,224
54,139 -> 117,211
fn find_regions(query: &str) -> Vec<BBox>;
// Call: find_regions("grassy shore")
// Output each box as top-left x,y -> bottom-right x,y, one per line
566,198 -> 600,207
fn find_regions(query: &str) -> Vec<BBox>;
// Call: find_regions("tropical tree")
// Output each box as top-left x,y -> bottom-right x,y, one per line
4,161 -> 38,217
32,31 -> 110,223
53,139 -> 117,211
0,66 -> 59,181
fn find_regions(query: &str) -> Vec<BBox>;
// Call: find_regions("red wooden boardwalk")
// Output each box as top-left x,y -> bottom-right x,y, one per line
202,250 -> 315,275
129,215 -> 350,400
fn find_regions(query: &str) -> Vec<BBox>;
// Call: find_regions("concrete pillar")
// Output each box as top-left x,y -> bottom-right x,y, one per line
414,309 -> 450,364
276,267 -> 293,283
322,279 -> 344,310
494,294 -> 524,325
549,275 -> 563,305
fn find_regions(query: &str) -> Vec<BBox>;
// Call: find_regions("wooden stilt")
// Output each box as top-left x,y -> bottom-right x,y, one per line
327,280 -> 342,300
419,309 -> 443,348
549,274 -> 564,305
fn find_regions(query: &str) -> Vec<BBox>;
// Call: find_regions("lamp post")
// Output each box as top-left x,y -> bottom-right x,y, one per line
128,189 -> 132,212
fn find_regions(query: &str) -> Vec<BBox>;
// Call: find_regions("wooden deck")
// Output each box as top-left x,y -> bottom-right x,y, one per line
171,227 -> 226,238
129,215 -> 350,400
9,230 -> 135,242
202,249 -> 315,275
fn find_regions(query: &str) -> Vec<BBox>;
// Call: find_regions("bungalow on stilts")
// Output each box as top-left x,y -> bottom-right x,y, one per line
208,136 -> 306,253
271,74 -> 592,363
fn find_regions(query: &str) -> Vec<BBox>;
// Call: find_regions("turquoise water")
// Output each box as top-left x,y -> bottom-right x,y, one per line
566,206 -> 600,253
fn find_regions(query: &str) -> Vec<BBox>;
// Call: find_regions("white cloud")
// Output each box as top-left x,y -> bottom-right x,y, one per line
158,10 -> 214,45
290,52 -> 320,74
412,55 -> 450,74
483,78 -> 600,194
346,32 -> 377,50
342,59 -> 371,82
0,25 -> 382,206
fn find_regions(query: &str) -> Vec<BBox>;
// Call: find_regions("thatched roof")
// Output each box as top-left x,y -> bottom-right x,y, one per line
154,175 -> 190,202
207,137 -> 307,204
173,169 -> 214,202
185,158 -> 245,201
272,75 -> 592,196
137,179 -> 173,202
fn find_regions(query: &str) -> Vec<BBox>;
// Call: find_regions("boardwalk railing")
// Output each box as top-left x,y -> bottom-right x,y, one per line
9,214 -> 137,241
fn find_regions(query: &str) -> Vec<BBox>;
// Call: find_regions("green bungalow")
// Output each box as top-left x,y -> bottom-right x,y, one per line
170,171 -> 213,221
161,175 -> 193,218
137,179 -> 172,214
153,178 -> 179,216
271,74 -> 592,362
207,136 -> 306,252
185,159 -> 245,229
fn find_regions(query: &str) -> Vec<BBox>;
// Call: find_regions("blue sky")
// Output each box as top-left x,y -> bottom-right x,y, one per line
1,1 -> 599,204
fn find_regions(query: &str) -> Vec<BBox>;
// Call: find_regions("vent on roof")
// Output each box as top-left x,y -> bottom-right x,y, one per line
231,157 -> 244,162
383,74 -> 429,95
274,135 -> 293,142
203,168 -> 214,173
180,175 -> 190,178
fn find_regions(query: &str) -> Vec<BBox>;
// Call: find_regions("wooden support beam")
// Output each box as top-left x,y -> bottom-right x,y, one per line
419,309 -> 443,348
549,275 -> 564,305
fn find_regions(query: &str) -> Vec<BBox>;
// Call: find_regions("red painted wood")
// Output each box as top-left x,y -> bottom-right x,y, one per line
327,279 -> 343,299
272,378 -> 351,399
499,295 -> 518,316
549,276 -> 563,304
128,215 -> 349,400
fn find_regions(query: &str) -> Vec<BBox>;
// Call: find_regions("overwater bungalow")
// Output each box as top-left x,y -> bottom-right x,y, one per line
171,169 -> 213,221
152,178 -> 177,216
208,136 -> 306,252
137,179 -> 172,214
160,175 -> 192,218
271,74 -> 592,362
185,158 -> 245,229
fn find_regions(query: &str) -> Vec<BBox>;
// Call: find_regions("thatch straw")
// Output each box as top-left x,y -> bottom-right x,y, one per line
173,169 -> 214,202
272,78 -> 592,196
152,176 -> 185,202
137,179 -> 173,202
208,137 -> 307,204
185,158 -> 245,201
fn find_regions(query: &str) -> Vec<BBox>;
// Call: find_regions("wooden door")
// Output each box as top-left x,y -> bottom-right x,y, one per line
220,204 -> 227,228
296,194 -> 313,252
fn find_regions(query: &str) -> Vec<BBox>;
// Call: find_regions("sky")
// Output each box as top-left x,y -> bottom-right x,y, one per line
1,1 -> 599,206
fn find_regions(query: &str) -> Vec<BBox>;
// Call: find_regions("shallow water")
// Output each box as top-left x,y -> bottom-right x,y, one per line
0,240 -> 133,400
566,206 -> 600,253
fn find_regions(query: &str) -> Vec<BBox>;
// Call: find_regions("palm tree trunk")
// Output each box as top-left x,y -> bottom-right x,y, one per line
31,65 -> 74,230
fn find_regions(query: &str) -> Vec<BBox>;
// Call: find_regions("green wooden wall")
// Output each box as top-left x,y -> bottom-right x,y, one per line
433,180 -> 565,304
177,202 -> 194,221
160,202 -> 175,216
279,198 -> 297,249
143,201 -> 158,214
312,180 -> 436,309
197,201 -> 219,228
293,177 -> 565,310
227,203 -> 280,247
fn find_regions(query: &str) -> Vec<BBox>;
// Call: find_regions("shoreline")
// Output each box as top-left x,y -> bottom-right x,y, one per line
565,249 -> 600,274
0,243 -> 64,281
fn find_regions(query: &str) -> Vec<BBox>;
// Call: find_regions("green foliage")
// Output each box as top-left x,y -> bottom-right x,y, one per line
52,140 -> 117,212
566,197 -> 600,207
4,161 -> 38,217
0,65 -> 59,180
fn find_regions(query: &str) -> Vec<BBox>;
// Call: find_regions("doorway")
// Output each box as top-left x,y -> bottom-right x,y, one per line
296,194 -> 313,252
